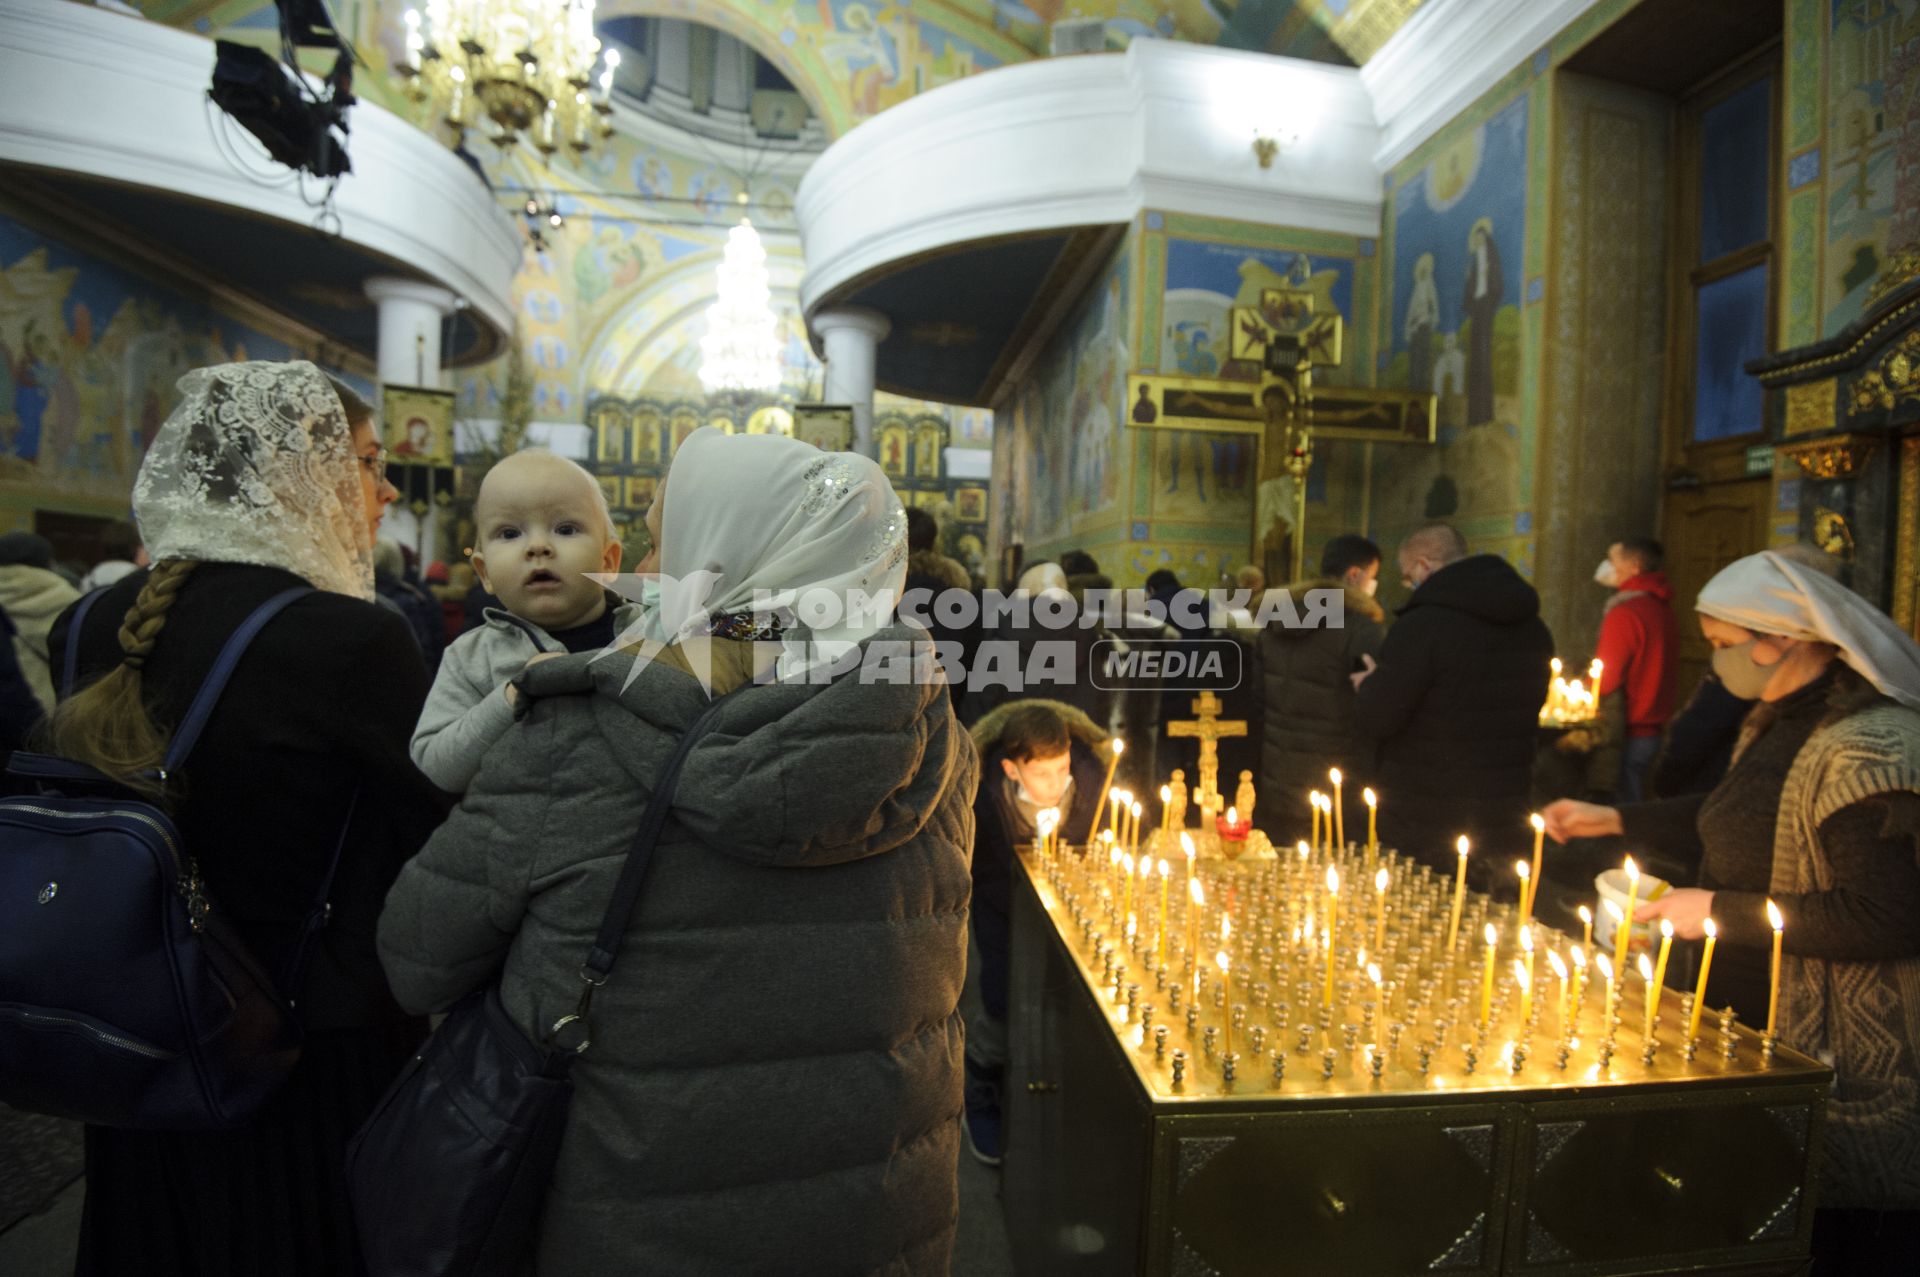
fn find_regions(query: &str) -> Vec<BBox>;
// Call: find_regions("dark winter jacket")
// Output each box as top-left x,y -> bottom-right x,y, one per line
377,626 -> 978,1275
1352,554 -> 1553,875
0,604 -> 44,755
969,698 -> 1109,920
374,567 -> 446,671
1256,580 -> 1387,838
1650,670 -> 1752,798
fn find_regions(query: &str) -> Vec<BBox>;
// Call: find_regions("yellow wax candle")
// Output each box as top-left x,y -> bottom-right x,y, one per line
1217,951 -> 1233,1057
1105,792 -> 1122,849
1181,831 -> 1196,889
1308,791 -> 1322,854
1687,918 -> 1718,1043
1519,926 -> 1536,1028
1372,867 -> 1389,953
1329,767 -> 1345,851
1160,784 -> 1173,834
1549,949 -> 1569,1036
1364,787 -> 1378,857
1322,867 -> 1341,1011
1529,812 -> 1546,903
1515,859 -> 1533,929
1130,855 -> 1146,926
1448,836 -> 1470,954
1367,961 -> 1383,1032
1611,856 -> 1641,979
1514,957 -> 1531,1031
1638,952 -> 1657,1041
1596,952 -> 1615,1029
1578,904 -> 1594,952
1130,800 -> 1144,852
1766,900 -> 1785,1040
1570,946 -> 1587,1029
1086,738 -> 1123,843
1480,922 -> 1498,1030
1157,858 -> 1172,965
1187,876 -> 1205,986
1649,918 -> 1674,1038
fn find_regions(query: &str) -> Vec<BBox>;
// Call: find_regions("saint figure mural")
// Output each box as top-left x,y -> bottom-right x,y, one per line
1405,252 -> 1439,394
1462,218 -> 1503,425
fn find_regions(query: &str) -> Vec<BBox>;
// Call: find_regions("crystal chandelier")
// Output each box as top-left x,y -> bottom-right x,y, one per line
400,0 -> 620,155
699,219 -> 784,397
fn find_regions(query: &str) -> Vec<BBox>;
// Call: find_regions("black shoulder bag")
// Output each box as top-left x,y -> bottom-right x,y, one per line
347,689 -> 738,1277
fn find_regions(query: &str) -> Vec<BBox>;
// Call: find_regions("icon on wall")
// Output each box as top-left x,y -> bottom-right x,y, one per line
382,384 -> 456,467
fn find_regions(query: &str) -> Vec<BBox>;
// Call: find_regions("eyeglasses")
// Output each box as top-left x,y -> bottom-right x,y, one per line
357,447 -> 389,483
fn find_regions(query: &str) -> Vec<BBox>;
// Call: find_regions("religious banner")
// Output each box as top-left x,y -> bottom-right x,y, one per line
382,384 -> 456,467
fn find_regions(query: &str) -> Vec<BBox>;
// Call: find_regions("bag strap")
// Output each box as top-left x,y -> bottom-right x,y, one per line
583,690 -> 740,982
160,587 -> 312,778
278,785 -> 361,1004
60,588 -> 107,698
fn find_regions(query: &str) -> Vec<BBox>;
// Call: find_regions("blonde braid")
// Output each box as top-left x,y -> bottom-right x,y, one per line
118,559 -> 197,670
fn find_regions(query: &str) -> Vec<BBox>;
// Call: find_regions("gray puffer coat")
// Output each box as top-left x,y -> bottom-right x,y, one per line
377,628 -> 978,1275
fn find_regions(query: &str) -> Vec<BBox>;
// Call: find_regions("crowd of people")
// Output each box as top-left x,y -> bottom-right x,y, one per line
3,358 -> 1917,1275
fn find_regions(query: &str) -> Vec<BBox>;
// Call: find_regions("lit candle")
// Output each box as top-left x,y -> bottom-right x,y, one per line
1087,739 -> 1123,843
1549,949 -> 1569,1036
1638,952 -> 1657,1041
1570,946 -> 1588,1029
1105,792 -> 1123,850
1687,918 -> 1718,1043
1596,952 -> 1615,1030
1187,876 -> 1205,986
1130,799 -> 1144,852
1529,812 -> 1546,908
1160,784 -> 1173,834
1519,926 -> 1536,1028
1329,767 -> 1345,851
1157,858 -> 1172,965
1515,859 -> 1533,929
1309,790 -> 1322,854
1448,836 -> 1470,954
1649,918 -> 1674,1040
1480,922 -> 1498,1031
1612,856 -> 1641,979
1766,900 -> 1785,1040
1034,808 -> 1053,855
1514,957 -> 1531,1033
1578,904 -> 1594,952
1367,961 -> 1383,1034
1217,950 -> 1233,1057
1123,854 -> 1139,927
1181,831 -> 1196,890
1364,787 -> 1378,858
1372,867 -> 1390,953
1323,867 -> 1341,1010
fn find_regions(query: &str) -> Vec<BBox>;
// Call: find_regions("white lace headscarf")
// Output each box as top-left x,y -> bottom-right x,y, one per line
636,427 -> 907,682
133,360 -> 375,601
1697,550 -> 1920,710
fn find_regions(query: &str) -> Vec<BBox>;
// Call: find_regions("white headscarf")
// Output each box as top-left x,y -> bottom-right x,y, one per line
133,360 -> 374,601
1696,550 -> 1920,710
642,428 -> 907,682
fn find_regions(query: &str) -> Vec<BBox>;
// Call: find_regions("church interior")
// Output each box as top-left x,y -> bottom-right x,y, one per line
3,0 -> 1920,1272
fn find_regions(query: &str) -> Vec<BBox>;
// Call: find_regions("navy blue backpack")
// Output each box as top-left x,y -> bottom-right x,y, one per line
0,585 -> 351,1129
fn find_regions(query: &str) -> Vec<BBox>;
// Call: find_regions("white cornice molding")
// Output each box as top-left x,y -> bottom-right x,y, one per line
1363,0 -> 1605,171
797,39 -> 1383,315
0,0 -> 521,354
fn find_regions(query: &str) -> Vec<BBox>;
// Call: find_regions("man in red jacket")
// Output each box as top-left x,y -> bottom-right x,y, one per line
1593,536 -> 1679,801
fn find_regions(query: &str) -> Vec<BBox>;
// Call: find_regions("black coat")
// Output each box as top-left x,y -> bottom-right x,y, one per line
1352,554 -> 1552,876
51,563 -> 449,1277
1650,670 -> 1751,798
0,603 -> 43,754
1256,580 -> 1386,837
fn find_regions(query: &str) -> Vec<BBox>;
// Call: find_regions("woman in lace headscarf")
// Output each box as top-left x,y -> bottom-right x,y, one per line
46,360 -> 448,1277
1545,551 -> 1920,1273
377,428 -> 978,1274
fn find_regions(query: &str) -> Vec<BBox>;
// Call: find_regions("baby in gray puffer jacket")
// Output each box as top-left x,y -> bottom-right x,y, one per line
411,450 -> 640,791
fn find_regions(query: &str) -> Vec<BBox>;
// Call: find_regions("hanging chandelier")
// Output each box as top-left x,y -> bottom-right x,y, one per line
400,0 -> 619,155
699,218 -> 784,397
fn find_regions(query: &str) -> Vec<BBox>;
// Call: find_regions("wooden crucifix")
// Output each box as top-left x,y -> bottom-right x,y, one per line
1128,287 -> 1438,584
1166,690 -> 1247,828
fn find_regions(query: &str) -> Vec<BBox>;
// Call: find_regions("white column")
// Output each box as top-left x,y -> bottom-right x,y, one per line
813,307 -> 890,458
364,275 -> 459,389
364,275 -> 459,564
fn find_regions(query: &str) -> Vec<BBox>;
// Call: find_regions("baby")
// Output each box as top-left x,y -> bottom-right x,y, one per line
411,449 -> 637,791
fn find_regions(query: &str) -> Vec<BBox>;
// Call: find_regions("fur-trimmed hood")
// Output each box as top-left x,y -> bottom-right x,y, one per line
969,696 -> 1111,757
1263,577 -> 1385,639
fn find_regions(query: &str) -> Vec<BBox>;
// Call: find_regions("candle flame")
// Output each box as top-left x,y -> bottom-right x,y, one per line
1110,846 -> 1122,868
1571,946 -> 1587,970
1578,904 -> 1593,925
1131,800 -> 1143,818
1329,767 -> 1342,786
1596,952 -> 1613,980
1179,832 -> 1196,860
1326,866 -> 1340,894
1637,953 -> 1653,982
1364,787 -> 1377,809
1515,859 -> 1530,881
1221,915 -> 1231,942
1112,738 -> 1125,757
1216,950 -> 1229,974
1296,839 -> 1310,860
1603,898 -> 1624,923
1139,857 -> 1153,880
1766,899 -> 1784,931
1624,855 -> 1639,884
1126,915 -> 1137,937
1660,918 -> 1674,939
1530,812 -> 1545,833
1513,958 -> 1529,988
1520,926 -> 1534,953
1375,867 -> 1389,892
1100,829 -> 1115,847
1703,917 -> 1717,939
1160,784 -> 1171,803
1158,858 -> 1169,876
1189,878 -> 1205,906
1456,834 -> 1470,858
1484,922 -> 1498,946
1122,853 -> 1134,874
1367,962 -> 1381,985
1226,806 -> 1239,823
1548,950 -> 1568,979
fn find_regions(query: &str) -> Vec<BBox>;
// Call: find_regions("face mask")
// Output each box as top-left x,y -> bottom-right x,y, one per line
1711,639 -> 1777,700
1362,577 -> 1379,597
1594,558 -> 1620,588
1013,772 -> 1070,808
638,577 -> 661,611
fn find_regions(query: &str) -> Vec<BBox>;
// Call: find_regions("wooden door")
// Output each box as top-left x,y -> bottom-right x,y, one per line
1662,478 -> 1770,690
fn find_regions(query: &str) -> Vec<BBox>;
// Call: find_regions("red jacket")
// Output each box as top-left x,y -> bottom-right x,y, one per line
1594,571 -> 1679,736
